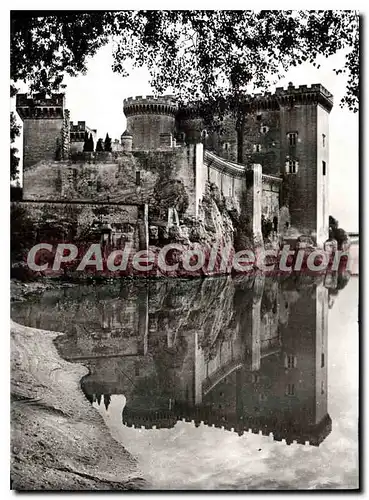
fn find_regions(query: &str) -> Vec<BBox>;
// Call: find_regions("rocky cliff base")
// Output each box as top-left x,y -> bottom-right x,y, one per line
11,320 -> 145,490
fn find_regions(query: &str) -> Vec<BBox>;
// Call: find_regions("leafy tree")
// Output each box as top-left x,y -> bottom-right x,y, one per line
88,133 -> 94,152
11,11 -> 114,93
96,138 -> 104,152
104,133 -> 112,152
11,11 -> 359,111
10,11 -> 359,172
83,131 -> 89,152
329,214 -> 349,249
10,111 -> 21,181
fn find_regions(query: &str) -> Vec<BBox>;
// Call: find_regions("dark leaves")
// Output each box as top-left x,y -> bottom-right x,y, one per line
11,10 -> 359,112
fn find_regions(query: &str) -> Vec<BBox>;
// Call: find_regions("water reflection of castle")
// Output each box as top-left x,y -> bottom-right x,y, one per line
12,273 -> 350,446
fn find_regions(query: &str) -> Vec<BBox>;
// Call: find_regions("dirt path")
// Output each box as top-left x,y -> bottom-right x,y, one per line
11,320 -> 146,490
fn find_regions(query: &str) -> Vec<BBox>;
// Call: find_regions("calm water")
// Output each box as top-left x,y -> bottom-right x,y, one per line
11,269 -> 359,490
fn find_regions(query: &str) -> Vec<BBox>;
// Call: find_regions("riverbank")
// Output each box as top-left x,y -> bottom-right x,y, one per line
10,320 -> 145,490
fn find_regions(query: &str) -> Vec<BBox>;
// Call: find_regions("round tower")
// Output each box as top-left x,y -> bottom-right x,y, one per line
123,95 -> 178,150
121,129 -> 133,152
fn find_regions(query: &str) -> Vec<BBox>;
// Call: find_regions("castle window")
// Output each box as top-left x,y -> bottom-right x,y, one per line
201,129 -> 207,140
321,353 -> 325,368
285,354 -> 297,369
285,384 -> 295,396
256,114 -> 262,121
180,132 -> 186,142
286,160 -> 298,174
136,171 -> 141,186
322,160 -> 327,176
321,380 -> 325,395
253,144 -> 261,153
261,126 -> 268,134
322,134 -> 326,147
222,142 -> 230,151
288,132 -> 297,146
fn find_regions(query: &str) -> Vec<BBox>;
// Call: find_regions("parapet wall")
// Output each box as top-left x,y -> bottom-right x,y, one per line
123,95 -> 178,121
16,93 -> 65,119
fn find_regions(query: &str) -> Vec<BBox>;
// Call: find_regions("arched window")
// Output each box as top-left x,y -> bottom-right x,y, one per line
201,129 -> 207,140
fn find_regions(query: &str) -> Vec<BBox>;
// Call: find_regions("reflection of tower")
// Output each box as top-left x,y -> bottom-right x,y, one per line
238,280 -> 331,445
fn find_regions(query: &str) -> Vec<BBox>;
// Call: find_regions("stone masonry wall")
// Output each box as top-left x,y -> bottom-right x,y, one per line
22,119 -> 64,170
13,201 -> 141,249
127,114 -> 176,150
22,145 -> 204,221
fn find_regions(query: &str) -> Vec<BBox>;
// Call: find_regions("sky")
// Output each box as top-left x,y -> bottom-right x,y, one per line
13,44 -> 359,232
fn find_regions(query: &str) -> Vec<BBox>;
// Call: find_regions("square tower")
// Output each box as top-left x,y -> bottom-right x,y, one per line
277,83 -> 333,247
16,93 -> 67,171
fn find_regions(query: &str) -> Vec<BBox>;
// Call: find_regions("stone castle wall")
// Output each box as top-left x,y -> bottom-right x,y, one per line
22,119 -> 64,170
13,200 -> 141,249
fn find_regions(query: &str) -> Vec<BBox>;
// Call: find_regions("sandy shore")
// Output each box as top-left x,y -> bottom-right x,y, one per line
10,320 -> 146,490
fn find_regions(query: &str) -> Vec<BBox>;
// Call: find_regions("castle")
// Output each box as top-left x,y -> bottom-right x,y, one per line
14,82 -> 333,263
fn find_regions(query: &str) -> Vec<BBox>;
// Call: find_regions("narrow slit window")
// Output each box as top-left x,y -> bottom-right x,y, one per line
285,384 -> 295,396
321,353 -> 325,368
322,134 -> 326,147
136,171 -> 141,186
322,161 -> 327,176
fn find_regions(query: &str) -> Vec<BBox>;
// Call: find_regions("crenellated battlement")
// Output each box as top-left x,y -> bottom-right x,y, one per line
123,95 -> 178,117
122,408 -> 332,447
16,93 -> 66,119
243,83 -> 333,112
274,82 -> 333,98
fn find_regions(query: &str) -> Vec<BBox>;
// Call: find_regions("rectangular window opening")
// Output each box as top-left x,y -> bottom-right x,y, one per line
288,132 -> 297,146
287,160 -> 298,174
322,160 -> 326,176
322,134 -> 326,147
285,354 -> 297,369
